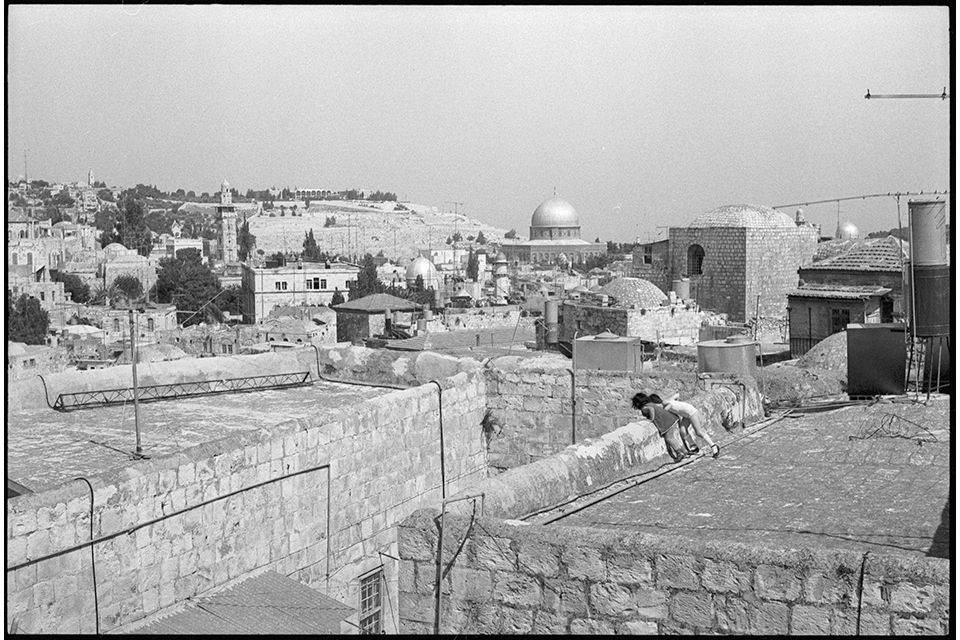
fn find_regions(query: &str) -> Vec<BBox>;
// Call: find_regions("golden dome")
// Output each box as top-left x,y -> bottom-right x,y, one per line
531,197 -> 580,228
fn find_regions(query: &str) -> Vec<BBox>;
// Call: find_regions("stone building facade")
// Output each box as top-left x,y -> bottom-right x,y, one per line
666,205 -> 819,323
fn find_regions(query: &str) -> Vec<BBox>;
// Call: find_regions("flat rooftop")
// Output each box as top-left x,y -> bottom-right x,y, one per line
550,395 -> 951,559
6,381 -> 393,495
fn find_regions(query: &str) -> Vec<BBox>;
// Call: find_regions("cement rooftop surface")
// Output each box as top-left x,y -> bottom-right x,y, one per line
555,395 -> 951,559
6,381 -> 392,494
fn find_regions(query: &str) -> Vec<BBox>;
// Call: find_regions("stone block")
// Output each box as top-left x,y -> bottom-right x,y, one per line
492,572 -> 541,607
570,617 -> 616,634
533,611 -> 569,634
754,564 -> 802,602
656,554 -> 699,590
517,540 -> 560,578
501,607 -> 535,633
791,604 -> 830,634
701,559 -> 750,593
751,600 -> 789,635
832,609 -> 891,635
562,545 -> 605,582
620,619 -> 659,635
475,535 -> 517,572
25,530 -> 52,560
451,567 -> 494,602
590,582 -> 637,618
888,582 -> 938,614
892,616 -> 941,635
543,578 -> 589,615
605,550 -> 653,585
669,591 -> 714,628
398,525 -> 436,562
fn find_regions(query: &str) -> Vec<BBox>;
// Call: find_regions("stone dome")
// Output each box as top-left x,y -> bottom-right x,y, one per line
690,204 -> 796,229
531,197 -> 580,228
103,242 -> 128,256
598,277 -> 668,308
837,220 -> 860,240
495,251 -> 508,263
406,256 -> 437,281
221,179 -> 230,190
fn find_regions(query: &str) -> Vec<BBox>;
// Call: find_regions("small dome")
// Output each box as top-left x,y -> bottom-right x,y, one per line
221,179 -> 230,189
531,197 -> 580,228
103,242 -> 128,256
837,221 -> 860,240
598,277 -> 668,308
690,204 -> 795,229
495,251 -> 508,263
406,256 -> 437,280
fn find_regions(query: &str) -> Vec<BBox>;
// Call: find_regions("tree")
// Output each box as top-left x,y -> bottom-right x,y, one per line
349,254 -> 386,301
152,248 -> 222,326
331,289 -> 345,306
97,188 -> 115,203
452,231 -> 463,243
475,230 -> 488,245
52,191 -> 75,208
238,220 -> 256,261
99,197 -> 152,255
303,229 -> 320,260
112,274 -> 144,302
504,229 -> 517,239
8,292 -> 50,345
466,247 -> 479,281
324,215 -> 337,228
51,271 -> 91,304
446,236 -> 453,245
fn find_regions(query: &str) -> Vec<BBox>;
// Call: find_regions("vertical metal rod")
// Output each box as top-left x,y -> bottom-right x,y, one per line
434,505 -> 446,634
935,337 -> 943,394
128,309 -> 142,455
325,465 -> 331,589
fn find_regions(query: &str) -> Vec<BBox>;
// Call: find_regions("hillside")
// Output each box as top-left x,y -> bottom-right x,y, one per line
241,200 -> 520,261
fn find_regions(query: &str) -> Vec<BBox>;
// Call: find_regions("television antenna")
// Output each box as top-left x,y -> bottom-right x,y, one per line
865,87 -> 950,100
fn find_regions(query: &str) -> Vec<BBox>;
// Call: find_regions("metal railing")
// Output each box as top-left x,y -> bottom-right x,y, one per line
52,371 -> 313,412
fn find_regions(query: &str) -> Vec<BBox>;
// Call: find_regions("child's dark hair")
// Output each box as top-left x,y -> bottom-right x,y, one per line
648,393 -> 664,405
632,392 -> 650,410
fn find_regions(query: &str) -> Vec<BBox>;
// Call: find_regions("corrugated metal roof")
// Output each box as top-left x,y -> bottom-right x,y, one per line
788,285 -> 891,300
125,571 -> 354,635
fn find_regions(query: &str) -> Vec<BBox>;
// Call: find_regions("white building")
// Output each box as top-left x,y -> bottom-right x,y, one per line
240,260 -> 360,323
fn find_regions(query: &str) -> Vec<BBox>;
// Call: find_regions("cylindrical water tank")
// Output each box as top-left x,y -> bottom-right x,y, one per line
423,308 -> 433,321
544,300 -> 559,344
416,318 -> 428,332
697,336 -> 759,378
908,199 -> 949,266
673,278 -> 690,300
905,260 -> 951,337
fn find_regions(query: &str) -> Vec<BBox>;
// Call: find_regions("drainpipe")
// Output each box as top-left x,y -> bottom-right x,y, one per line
427,380 -> 447,501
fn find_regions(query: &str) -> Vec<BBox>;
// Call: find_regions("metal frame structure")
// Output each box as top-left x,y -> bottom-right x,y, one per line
52,372 -> 314,412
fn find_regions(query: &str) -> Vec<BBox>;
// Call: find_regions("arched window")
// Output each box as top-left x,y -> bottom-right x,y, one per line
687,244 -> 705,276
147,318 -> 155,331
113,319 -> 121,332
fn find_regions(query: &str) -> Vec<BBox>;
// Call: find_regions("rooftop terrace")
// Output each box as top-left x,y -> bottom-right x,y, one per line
6,381 -> 392,494
543,395 -> 951,559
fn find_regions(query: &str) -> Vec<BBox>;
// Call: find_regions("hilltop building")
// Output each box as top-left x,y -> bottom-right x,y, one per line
500,197 -> 606,266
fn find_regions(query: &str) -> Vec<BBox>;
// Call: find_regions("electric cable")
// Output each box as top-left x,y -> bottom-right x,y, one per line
74,476 -> 100,635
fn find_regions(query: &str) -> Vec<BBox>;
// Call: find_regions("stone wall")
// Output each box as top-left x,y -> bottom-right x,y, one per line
482,357 -> 761,473
745,226 -> 819,321
397,510 -> 950,634
625,305 -> 704,344
5,348 -> 488,633
669,227 -> 746,321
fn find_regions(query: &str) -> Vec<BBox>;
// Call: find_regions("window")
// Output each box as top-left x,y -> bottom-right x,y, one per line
147,318 -> 155,331
39,292 -> 45,301
275,281 -> 288,291
359,569 -> 383,634
831,308 -> 851,334
643,246 -> 653,265
687,244 -> 705,276
113,319 -> 121,332
320,279 -> 327,290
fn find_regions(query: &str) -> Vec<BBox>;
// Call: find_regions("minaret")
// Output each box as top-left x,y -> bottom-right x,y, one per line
218,179 -> 238,263
494,251 -> 510,298
87,168 -> 95,187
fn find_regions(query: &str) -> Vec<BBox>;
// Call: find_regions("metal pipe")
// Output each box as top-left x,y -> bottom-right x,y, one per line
128,310 -> 143,457
427,380 -> 446,501
707,379 -> 749,427
567,368 -> 577,445
37,374 -> 55,409
73,477 -> 100,635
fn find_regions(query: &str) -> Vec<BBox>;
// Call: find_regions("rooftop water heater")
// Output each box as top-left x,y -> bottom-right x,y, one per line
574,332 -> 643,373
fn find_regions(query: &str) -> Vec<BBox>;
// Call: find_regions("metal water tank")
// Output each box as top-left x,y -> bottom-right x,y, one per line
904,260 -> 951,337
544,299 -> 559,344
423,308 -> 433,321
673,278 -> 690,300
416,318 -> 428,333
697,336 -> 759,378
908,199 -> 949,266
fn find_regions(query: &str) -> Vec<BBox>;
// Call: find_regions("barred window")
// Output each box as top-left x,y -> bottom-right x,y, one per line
359,569 -> 383,634
830,308 -> 851,334
687,244 -> 705,276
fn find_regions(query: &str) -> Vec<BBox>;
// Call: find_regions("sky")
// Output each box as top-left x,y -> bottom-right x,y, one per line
6,5 -> 951,241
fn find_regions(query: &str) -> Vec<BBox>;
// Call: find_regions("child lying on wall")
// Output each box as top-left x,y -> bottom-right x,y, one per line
631,392 -> 720,461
